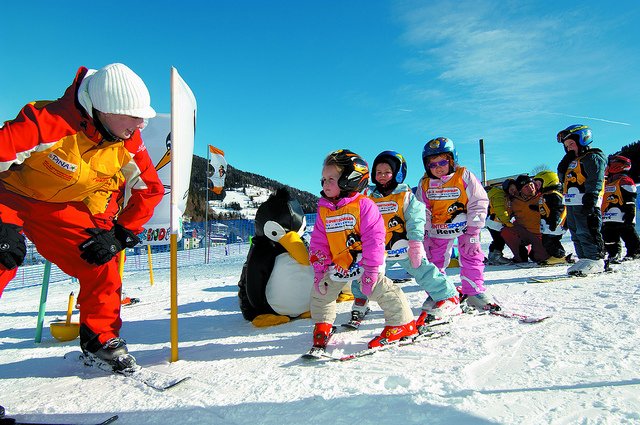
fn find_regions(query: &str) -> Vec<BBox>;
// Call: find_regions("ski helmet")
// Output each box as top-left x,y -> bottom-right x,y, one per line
557,124 -> 593,147
607,154 -> 632,175
422,137 -> 458,171
372,150 -> 407,185
501,178 -> 515,193
533,170 -> 560,191
514,174 -> 533,191
323,149 -> 370,194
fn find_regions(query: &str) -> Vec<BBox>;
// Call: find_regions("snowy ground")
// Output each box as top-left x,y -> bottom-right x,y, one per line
1,235 -> 640,425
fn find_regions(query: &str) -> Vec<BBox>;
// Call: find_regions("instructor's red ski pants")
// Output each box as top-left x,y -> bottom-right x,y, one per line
0,187 -> 122,344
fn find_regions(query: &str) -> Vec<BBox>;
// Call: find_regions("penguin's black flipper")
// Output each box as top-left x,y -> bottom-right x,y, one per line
241,236 -> 286,320
238,260 -> 257,321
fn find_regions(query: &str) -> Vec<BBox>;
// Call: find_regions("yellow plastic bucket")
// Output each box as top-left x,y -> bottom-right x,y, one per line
50,321 -> 80,342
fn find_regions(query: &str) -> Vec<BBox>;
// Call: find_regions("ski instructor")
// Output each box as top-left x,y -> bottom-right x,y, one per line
0,63 -> 163,370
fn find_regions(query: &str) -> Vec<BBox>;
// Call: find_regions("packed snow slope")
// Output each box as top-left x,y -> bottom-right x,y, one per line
1,236 -> 639,425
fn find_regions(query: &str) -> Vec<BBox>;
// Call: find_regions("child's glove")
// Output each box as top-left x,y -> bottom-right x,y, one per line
461,226 -> 482,257
360,267 -> 378,296
408,239 -> 425,268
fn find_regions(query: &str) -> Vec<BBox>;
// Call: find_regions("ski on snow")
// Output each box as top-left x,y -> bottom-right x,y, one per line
301,326 -> 338,359
457,295 -> 551,324
485,309 -> 550,323
64,352 -> 189,391
460,304 -> 551,323
527,267 -> 615,284
301,329 -> 450,362
0,405 -> 117,425
526,275 -> 577,283
337,330 -> 449,361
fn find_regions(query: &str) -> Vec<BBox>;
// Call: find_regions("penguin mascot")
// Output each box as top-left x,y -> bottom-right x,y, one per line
238,188 -> 313,327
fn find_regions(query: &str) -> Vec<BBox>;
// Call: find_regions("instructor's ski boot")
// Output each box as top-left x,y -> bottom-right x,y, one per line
80,325 -> 137,372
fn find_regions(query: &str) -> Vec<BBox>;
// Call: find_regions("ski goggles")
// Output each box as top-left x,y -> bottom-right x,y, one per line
427,159 -> 450,169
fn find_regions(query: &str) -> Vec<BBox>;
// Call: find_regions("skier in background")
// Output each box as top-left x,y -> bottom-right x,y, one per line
557,124 -> 607,276
533,170 -> 571,265
0,63 -> 163,370
484,181 -> 513,265
601,154 -> 640,263
501,175 -> 550,264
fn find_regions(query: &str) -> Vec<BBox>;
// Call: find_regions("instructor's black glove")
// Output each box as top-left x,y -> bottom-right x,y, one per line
79,224 -> 140,266
0,221 -> 27,269
113,224 -> 141,249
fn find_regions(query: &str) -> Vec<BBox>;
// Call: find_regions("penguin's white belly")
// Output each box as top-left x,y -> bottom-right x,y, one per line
265,253 -> 313,316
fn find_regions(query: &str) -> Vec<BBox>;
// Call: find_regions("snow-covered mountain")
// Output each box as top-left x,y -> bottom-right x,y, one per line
208,185 -> 273,220
187,157 -> 319,221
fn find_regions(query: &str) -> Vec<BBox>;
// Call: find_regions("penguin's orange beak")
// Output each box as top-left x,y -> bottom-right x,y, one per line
279,231 -> 310,266
156,149 -> 171,172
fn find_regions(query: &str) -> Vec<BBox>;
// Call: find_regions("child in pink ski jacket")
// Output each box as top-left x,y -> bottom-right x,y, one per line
309,149 -> 416,350
416,137 -> 499,311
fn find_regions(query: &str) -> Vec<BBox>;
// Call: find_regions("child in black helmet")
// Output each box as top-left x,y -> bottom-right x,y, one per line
501,174 -> 550,263
308,149 -> 416,351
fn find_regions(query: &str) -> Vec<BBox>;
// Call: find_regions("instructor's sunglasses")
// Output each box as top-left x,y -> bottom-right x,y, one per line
428,159 -> 450,169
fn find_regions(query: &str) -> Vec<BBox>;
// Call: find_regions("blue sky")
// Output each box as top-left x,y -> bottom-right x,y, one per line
2,0 -> 639,195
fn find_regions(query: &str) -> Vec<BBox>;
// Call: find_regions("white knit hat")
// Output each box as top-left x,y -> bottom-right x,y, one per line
87,63 -> 156,119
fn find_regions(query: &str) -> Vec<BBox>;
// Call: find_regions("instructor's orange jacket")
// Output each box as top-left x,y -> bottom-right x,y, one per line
0,67 -> 163,233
